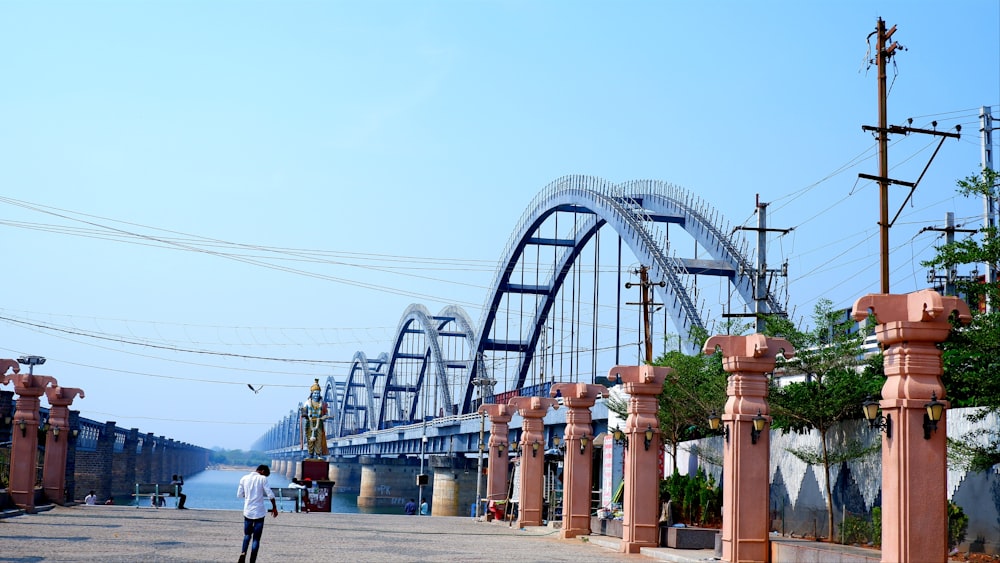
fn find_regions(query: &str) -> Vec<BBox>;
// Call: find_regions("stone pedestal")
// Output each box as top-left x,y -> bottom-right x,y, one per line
852,290 -> 971,563
610,364 -> 670,554
508,396 -> 559,528
551,382 -> 604,539
42,386 -> 84,505
302,459 -> 329,482
703,334 -> 794,563
1,362 -> 57,512
478,404 -> 514,502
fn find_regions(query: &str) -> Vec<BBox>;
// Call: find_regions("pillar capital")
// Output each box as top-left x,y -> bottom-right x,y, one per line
607,364 -> 670,396
1,373 -> 58,398
852,289 -> 972,326
507,396 -> 559,418
703,333 -> 794,375
45,386 -> 85,408
478,403 -> 514,424
551,382 -> 605,409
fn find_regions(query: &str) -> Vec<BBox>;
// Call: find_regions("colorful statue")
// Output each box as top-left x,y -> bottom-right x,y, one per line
301,379 -> 328,458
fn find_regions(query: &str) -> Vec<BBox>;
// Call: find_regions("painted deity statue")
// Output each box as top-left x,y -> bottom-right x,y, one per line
301,379 -> 329,458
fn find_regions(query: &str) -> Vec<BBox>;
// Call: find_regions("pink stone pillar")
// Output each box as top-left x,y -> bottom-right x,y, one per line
508,396 -> 559,528
852,290 -> 971,563
0,361 -> 58,512
703,334 -> 794,563
478,403 -> 514,502
551,382 -> 604,539
609,364 -> 671,554
43,385 -> 85,505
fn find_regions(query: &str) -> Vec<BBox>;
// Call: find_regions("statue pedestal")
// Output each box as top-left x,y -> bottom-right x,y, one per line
301,459 -> 329,482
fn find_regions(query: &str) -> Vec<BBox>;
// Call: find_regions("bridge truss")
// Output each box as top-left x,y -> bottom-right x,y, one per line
255,175 -> 787,450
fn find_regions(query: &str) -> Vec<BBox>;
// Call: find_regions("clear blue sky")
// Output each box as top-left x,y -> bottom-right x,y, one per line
0,1 -> 997,450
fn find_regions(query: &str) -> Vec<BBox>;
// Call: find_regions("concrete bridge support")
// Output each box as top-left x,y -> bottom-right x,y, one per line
703,335 -> 793,563
357,456 -> 424,509
852,291 -> 971,563
329,458 -> 362,494
509,396 -> 559,528
551,383 -> 604,539
429,455 -> 466,516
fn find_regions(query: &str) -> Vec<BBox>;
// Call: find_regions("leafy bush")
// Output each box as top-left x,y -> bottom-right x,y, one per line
838,514 -> 873,545
948,500 -> 969,550
660,467 -> 722,526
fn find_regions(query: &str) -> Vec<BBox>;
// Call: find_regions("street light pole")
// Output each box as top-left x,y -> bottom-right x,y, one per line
472,375 -> 494,520
17,355 -> 45,375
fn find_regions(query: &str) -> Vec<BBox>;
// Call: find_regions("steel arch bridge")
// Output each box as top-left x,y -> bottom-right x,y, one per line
254,175 -> 785,449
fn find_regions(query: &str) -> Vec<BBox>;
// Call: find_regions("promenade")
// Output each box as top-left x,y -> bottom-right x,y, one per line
0,505 -> 716,563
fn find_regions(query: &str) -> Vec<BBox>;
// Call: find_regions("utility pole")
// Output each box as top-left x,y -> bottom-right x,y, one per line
730,196 -> 790,333
920,212 -> 978,296
625,265 -> 664,364
860,18 -> 960,294
982,106 -> 996,313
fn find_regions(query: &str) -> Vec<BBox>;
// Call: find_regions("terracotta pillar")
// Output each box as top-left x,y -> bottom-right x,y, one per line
852,290 -> 971,563
478,403 -> 514,502
0,360 -> 58,511
551,382 -> 604,539
508,396 -> 559,527
609,364 -> 671,554
42,385 -> 85,505
703,334 -> 793,563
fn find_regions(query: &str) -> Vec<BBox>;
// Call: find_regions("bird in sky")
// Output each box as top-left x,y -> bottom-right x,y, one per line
247,384 -> 263,394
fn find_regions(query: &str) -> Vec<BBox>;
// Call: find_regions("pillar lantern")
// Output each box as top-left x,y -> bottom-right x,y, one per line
478,403 -> 514,505
43,385 -> 85,505
0,359 -> 58,511
550,382 -> 605,539
608,364 -> 671,554
703,334 -> 794,563
507,396 -> 559,528
852,289 -> 970,563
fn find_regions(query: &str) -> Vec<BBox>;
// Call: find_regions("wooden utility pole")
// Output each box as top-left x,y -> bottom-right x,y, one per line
625,265 -> 664,364
860,18 -> 960,294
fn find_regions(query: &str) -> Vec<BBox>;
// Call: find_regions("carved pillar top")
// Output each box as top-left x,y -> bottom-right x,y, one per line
478,403 -> 514,424
1,372 -> 58,399
852,290 -> 971,403
551,382 -> 605,409
45,386 -> 85,408
702,333 -> 794,376
607,365 -> 671,396
508,396 -> 559,419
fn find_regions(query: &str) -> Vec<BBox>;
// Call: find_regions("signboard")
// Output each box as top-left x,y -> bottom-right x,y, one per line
601,434 -> 614,508
510,459 -> 521,503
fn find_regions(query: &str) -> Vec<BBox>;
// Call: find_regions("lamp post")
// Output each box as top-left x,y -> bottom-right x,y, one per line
16,356 -> 45,375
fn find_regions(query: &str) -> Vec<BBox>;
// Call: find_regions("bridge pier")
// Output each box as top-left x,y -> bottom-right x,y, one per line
357,456 -> 422,509
329,458 -> 361,494
427,455 -> 477,516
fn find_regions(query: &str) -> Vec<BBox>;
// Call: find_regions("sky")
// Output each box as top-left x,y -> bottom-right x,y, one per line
0,1 -> 997,450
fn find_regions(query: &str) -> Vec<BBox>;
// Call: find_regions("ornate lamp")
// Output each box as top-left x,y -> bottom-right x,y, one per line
497,442 -> 506,457
643,424 -> 654,450
861,395 -> 892,438
707,410 -> 729,443
52,425 -> 61,442
750,409 -> 767,445
17,419 -> 27,437
923,392 -> 945,440
579,434 -> 589,455
531,440 -> 540,458
612,426 -> 628,449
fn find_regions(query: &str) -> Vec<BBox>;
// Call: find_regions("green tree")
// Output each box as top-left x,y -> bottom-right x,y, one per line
923,169 -> 1000,472
765,299 -> 884,540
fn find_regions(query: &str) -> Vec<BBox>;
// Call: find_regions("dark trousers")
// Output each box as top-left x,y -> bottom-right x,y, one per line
241,517 -> 265,563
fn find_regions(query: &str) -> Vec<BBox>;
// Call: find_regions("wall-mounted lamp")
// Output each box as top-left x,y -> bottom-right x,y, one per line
531,440 -> 540,458
52,426 -> 61,442
497,442 -> 506,457
579,434 -> 589,455
923,392 -> 945,440
707,410 -> 729,443
750,409 -> 767,445
861,395 -> 892,438
17,419 -> 27,437
512,440 -> 520,453
612,426 -> 628,449
552,435 -> 562,450
40,419 -> 49,433
72,429 -> 80,438
643,424 -> 654,451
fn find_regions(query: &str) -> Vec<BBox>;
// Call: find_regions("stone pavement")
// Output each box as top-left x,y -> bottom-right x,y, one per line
0,505 -> 718,563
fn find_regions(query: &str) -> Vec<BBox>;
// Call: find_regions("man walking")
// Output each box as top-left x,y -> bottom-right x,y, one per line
171,474 -> 187,509
237,464 -> 278,563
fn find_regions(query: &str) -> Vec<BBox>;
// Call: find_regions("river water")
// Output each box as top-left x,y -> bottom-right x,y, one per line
125,468 -> 396,514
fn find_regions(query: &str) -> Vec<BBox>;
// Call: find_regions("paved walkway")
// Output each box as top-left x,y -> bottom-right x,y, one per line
0,506 -> 718,563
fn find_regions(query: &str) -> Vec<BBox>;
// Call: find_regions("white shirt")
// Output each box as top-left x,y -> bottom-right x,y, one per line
237,471 -> 275,519
84,494 -> 97,505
